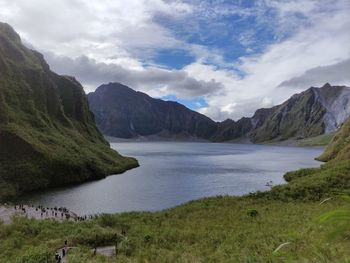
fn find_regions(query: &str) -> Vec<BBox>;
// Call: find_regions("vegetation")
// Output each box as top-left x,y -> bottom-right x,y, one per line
297,132 -> 335,146
250,87 -> 326,143
0,23 -> 138,200
318,118 -> 350,161
320,194 -> 350,242
0,196 -> 349,262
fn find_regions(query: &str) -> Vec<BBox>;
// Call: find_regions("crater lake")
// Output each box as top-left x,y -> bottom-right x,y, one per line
17,142 -> 323,215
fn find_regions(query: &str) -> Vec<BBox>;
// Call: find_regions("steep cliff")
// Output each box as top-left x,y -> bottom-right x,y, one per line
88,83 -> 218,139
248,87 -> 326,142
0,23 -> 138,200
248,84 -> 350,143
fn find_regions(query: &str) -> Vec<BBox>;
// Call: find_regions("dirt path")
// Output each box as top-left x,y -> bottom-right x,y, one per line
94,246 -> 116,257
54,246 -> 116,262
0,205 -> 17,224
56,247 -> 75,263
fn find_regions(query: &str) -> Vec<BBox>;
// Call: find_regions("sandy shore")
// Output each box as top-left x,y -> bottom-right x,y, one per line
0,204 -> 79,224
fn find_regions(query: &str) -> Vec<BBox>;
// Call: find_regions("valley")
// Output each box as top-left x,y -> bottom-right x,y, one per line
0,3 -> 350,261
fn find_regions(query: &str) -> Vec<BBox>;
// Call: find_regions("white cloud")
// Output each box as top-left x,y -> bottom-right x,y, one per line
43,52 -> 224,98
0,0 -> 349,121
0,0 -> 187,62
185,0 -> 350,120
278,58 -> 350,89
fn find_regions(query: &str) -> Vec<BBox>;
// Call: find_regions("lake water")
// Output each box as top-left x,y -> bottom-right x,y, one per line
19,142 -> 323,215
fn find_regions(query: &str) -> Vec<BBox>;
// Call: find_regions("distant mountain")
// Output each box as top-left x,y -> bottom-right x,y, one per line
217,83 -> 350,143
0,23 -> 138,200
88,82 -> 350,143
87,83 -> 217,139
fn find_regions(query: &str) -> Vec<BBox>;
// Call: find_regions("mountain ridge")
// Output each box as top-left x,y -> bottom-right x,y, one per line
88,82 -> 218,139
88,82 -> 350,143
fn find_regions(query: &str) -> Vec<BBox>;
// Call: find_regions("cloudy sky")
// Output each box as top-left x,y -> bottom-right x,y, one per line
0,0 -> 349,120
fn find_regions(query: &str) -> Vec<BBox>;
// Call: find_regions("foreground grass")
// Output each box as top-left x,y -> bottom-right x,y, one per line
0,195 -> 349,262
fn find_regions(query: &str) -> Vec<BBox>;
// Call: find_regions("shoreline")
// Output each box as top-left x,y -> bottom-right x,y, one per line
106,134 -> 331,147
0,204 -> 84,224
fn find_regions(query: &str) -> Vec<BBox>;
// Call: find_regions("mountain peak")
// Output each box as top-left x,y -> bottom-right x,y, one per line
88,83 -> 218,139
0,22 -> 21,43
322,83 -> 332,88
96,82 -> 136,93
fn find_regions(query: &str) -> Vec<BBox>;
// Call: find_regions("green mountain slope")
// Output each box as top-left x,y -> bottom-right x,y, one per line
249,88 -> 325,142
0,23 -> 138,200
214,84 -> 350,143
267,117 -> 350,201
318,117 -> 350,161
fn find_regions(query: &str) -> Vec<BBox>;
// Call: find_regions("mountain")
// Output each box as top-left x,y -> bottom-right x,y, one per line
88,82 -> 350,143
318,117 -> 350,161
0,23 -> 138,200
216,83 -> 350,143
251,84 -> 350,142
87,82 -> 218,139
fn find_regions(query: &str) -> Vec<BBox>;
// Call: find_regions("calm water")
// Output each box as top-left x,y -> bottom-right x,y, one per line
19,142 -> 323,215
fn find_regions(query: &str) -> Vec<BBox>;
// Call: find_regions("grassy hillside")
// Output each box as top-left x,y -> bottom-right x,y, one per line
318,117 -> 350,161
0,23 -> 138,200
1,196 -> 349,263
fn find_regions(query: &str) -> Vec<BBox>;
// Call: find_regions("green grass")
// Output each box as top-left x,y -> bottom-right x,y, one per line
297,133 -> 335,147
0,196 -> 349,262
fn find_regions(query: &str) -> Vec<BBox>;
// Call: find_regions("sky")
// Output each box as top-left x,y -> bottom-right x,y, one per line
0,0 -> 349,121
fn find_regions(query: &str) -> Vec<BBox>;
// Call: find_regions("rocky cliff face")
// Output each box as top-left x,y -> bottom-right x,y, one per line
0,23 -> 138,200
247,87 -> 327,143
88,83 -> 218,139
88,82 -> 350,143
246,84 -> 350,143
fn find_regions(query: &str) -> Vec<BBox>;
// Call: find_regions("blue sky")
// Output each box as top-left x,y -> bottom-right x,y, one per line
1,0 -> 349,120
152,1 -> 276,70
162,94 -> 208,110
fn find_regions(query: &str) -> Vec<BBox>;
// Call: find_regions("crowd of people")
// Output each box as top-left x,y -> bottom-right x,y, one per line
12,204 -> 96,222
15,204 -> 75,220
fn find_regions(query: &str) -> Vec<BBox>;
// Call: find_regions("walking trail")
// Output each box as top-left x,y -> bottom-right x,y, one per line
56,246 -> 116,262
